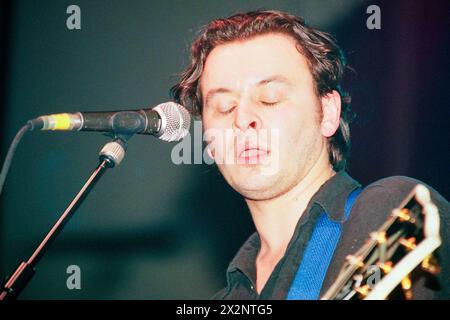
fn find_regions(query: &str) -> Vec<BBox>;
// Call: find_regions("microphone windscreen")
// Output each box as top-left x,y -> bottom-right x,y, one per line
153,102 -> 191,142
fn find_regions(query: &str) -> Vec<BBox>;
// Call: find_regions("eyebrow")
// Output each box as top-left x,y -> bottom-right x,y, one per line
204,75 -> 291,107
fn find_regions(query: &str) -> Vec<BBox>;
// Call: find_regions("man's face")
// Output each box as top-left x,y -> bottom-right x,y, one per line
200,33 -> 329,201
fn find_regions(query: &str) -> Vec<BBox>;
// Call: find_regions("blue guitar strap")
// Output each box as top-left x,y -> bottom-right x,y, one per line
286,187 -> 362,300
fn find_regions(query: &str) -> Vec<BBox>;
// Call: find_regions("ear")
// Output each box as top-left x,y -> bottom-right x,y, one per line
320,90 -> 341,138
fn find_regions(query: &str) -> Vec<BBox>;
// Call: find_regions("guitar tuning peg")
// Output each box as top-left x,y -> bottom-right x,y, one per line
421,254 -> 440,275
355,284 -> 370,298
376,261 -> 393,274
393,208 -> 416,224
346,254 -> 364,267
399,237 -> 417,251
401,275 -> 413,300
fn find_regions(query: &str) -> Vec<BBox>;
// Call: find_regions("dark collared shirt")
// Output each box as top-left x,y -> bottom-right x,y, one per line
213,171 -> 450,299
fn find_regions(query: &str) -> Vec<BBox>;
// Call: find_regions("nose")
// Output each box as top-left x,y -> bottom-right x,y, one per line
232,100 -> 261,131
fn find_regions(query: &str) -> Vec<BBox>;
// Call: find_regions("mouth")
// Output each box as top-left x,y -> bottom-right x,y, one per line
238,146 -> 270,164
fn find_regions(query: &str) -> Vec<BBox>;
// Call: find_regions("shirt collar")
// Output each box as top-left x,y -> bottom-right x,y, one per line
227,232 -> 260,285
226,171 -> 361,285
312,170 -> 361,223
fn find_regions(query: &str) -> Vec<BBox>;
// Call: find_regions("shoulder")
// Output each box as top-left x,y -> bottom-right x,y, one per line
354,176 -> 448,217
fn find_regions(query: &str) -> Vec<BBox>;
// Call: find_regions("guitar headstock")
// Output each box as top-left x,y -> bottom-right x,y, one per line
321,184 -> 442,300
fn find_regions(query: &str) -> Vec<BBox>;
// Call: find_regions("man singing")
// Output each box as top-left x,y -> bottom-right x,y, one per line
171,10 -> 449,299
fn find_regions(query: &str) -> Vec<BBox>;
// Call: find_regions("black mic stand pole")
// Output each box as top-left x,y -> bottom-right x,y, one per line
0,134 -> 130,300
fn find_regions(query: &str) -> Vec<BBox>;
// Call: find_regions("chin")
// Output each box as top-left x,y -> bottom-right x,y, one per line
238,187 -> 282,201
229,174 -> 284,201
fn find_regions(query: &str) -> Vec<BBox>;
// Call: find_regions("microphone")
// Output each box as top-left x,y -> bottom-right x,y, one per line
27,102 -> 191,142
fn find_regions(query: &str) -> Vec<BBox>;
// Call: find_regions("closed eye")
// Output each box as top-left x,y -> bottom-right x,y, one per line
219,105 -> 236,115
260,101 -> 279,107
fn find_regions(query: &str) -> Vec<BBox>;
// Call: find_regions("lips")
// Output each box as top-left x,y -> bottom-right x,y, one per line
240,148 -> 268,158
238,144 -> 270,164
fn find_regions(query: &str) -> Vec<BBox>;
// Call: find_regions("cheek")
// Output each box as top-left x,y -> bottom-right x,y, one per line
267,106 -> 320,152
202,120 -> 234,163
202,111 -> 229,131
265,106 -> 303,137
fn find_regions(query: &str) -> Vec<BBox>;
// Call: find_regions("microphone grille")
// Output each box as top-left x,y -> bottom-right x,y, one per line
153,102 -> 191,142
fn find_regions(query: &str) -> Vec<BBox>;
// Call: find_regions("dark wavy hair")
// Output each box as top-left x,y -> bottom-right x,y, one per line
171,10 -> 353,171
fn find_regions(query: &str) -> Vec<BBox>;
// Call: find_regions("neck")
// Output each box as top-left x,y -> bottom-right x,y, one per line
246,146 -> 336,257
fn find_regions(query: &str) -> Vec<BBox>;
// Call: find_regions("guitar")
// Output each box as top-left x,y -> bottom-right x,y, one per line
321,184 -> 442,300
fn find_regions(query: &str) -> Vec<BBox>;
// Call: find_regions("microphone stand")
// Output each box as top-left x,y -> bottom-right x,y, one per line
0,134 -> 130,300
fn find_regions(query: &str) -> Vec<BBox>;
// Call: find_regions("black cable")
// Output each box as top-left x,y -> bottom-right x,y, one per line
0,123 -> 32,196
